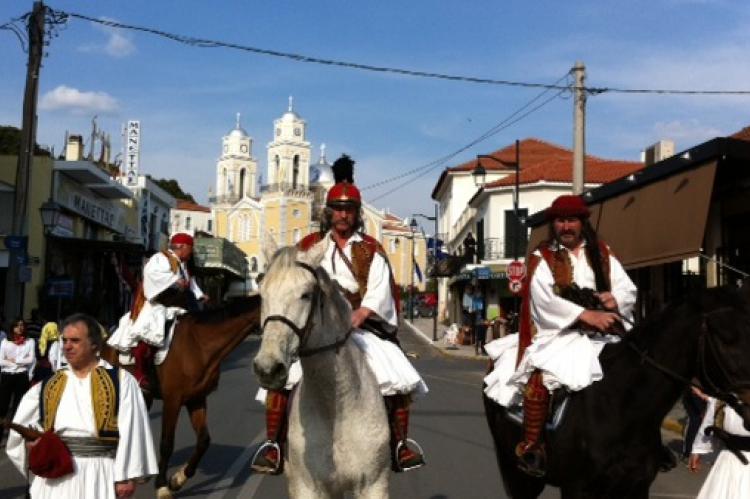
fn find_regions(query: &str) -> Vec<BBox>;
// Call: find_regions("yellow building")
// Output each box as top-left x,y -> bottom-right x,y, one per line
211,99 -> 427,290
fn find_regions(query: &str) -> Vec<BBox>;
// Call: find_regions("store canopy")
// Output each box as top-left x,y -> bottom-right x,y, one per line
527,160 -> 717,269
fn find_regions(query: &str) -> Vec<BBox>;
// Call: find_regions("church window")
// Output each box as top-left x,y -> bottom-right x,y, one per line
242,215 -> 252,241
274,155 -> 280,184
293,228 -> 301,244
292,208 -> 300,218
292,155 -> 300,189
239,169 -> 246,198
222,168 -> 227,195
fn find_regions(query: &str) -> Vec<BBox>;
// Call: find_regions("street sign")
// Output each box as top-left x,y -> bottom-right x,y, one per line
474,266 -> 491,280
507,260 -> 526,282
47,278 -> 75,298
4,235 -> 28,250
509,280 -> 523,294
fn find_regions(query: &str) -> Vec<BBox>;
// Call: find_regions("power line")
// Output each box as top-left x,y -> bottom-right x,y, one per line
50,9 -> 750,96
369,83 -> 568,203
362,71 -> 572,191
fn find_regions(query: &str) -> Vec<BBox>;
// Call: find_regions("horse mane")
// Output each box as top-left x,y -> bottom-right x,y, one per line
263,246 -> 299,289
187,294 -> 261,325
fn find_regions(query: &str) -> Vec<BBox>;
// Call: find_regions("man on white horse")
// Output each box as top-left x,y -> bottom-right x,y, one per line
483,194 -> 637,476
108,232 -> 206,391
251,155 -> 428,475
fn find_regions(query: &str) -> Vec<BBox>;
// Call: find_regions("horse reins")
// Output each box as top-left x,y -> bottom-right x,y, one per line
261,261 -> 352,358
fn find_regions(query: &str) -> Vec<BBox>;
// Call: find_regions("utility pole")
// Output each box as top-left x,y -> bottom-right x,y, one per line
4,1 -> 46,319
572,61 -> 586,195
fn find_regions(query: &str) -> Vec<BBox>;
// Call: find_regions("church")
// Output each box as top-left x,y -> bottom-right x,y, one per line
210,98 -> 427,291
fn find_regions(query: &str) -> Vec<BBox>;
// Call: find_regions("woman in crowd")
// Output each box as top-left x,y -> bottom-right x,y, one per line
0,319 -> 35,437
31,321 -> 62,382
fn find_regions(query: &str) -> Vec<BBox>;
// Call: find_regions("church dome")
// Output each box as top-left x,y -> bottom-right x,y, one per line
227,112 -> 249,138
310,144 -> 333,185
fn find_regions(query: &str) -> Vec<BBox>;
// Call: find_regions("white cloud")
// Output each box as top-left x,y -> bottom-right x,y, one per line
39,85 -> 119,114
78,18 -> 135,58
652,119 -> 725,148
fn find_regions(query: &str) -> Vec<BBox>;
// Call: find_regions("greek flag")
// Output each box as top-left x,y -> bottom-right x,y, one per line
413,259 -> 424,283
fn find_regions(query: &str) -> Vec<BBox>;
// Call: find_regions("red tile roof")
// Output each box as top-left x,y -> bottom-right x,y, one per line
383,223 -> 410,233
433,138 -> 643,197
730,126 -> 750,142
175,200 -> 211,213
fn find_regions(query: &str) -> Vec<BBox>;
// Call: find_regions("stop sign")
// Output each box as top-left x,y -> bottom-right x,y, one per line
507,260 -> 526,282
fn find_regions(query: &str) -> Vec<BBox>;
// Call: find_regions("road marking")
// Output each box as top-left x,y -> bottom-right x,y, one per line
423,373 -> 482,388
205,429 -> 266,499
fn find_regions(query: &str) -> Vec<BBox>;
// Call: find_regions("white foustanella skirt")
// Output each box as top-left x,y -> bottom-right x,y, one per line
256,330 -> 428,402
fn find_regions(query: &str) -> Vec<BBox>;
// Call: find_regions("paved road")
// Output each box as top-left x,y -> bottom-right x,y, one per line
1,325 -> 711,498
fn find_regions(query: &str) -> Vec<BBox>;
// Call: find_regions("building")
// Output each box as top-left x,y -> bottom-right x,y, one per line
119,174 -> 176,253
171,199 -> 213,236
431,138 -> 643,325
211,99 -> 427,290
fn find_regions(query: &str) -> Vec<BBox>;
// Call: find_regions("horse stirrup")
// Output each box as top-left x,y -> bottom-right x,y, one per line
250,441 -> 283,475
395,438 -> 426,472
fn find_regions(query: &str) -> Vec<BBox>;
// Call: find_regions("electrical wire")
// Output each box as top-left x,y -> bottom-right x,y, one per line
49,9 -> 750,96
362,71 -> 572,191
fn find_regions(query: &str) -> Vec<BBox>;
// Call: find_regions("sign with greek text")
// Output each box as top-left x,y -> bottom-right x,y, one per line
126,120 -> 141,186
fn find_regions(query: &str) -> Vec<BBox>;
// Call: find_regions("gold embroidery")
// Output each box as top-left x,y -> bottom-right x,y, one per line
42,371 -> 68,431
91,367 -> 119,443
162,250 -> 181,275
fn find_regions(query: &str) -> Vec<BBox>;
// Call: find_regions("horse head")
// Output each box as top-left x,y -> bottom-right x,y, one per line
695,285 -> 750,430
253,236 -> 351,390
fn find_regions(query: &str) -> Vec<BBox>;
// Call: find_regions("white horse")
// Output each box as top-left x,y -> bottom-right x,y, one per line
253,239 -> 391,499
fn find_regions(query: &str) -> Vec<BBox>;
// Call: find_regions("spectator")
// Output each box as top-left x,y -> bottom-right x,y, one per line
463,233 -> 477,264
0,319 -> 35,440
682,385 -> 709,460
25,308 -> 44,340
32,321 -> 63,383
473,289 -> 486,355
462,284 -> 475,335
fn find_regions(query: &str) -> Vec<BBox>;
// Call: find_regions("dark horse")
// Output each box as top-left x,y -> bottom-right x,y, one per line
103,294 -> 261,499
484,284 -> 750,498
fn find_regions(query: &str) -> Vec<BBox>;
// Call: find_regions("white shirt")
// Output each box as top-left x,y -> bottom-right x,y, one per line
143,250 -> 204,301
0,338 -> 35,375
6,359 -> 158,498
320,232 -> 398,329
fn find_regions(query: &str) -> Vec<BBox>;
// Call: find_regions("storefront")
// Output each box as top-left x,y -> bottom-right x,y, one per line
447,264 -> 512,325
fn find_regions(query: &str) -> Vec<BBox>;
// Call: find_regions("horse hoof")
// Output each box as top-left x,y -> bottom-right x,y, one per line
156,486 -> 173,499
169,466 -> 189,491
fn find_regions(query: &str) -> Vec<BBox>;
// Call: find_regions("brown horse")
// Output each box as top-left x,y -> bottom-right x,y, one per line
103,295 -> 261,499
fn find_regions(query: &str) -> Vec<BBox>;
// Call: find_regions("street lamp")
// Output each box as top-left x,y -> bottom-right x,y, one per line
408,218 -> 418,322
39,199 -> 62,234
412,207 -> 439,341
472,159 -> 487,187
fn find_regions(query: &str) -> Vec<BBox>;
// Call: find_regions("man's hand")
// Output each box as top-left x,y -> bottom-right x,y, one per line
115,480 -> 136,497
578,310 -> 621,333
596,291 -> 618,312
687,454 -> 701,473
25,437 -> 39,452
351,307 -> 373,329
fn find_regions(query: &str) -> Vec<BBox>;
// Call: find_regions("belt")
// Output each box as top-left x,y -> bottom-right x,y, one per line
61,436 -> 118,458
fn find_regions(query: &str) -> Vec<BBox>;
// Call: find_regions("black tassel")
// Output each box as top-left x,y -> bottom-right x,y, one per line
332,154 -> 355,184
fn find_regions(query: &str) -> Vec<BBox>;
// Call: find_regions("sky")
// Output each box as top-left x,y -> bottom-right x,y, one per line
2,0 -> 750,221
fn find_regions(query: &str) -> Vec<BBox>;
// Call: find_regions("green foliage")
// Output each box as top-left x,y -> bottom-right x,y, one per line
148,176 -> 196,203
0,125 -> 50,156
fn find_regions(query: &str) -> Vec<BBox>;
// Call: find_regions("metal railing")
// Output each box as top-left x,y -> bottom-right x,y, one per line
260,182 -> 311,194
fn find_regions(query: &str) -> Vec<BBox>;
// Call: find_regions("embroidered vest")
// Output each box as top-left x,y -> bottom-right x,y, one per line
516,240 -> 611,366
297,232 -> 401,313
39,366 -> 121,443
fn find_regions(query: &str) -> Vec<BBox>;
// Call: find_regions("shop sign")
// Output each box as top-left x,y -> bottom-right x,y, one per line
126,120 -> 141,186
18,265 -> 32,283
47,278 -> 75,298
57,177 -> 126,233
474,266 -> 491,280
50,214 -> 74,238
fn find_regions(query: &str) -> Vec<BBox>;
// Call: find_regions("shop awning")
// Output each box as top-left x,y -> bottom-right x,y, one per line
527,161 -> 717,269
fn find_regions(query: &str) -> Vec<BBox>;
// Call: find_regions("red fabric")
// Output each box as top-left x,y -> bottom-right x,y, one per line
545,194 -> 590,221
170,232 -> 194,246
132,341 -> 154,387
297,232 -> 324,251
326,182 -> 362,206
13,335 -> 26,346
29,431 -> 74,479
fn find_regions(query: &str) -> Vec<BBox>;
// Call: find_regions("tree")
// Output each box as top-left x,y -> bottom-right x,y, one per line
148,176 -> 196,203
0,125 -> 50,156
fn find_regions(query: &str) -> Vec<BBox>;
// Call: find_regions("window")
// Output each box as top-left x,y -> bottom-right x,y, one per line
292,155 -> 300,189
504,209 -> 528,259
239,169 -> 246,198
185,217 -> 192,230
292,208 -> 300,218
293,228 -> 301,244
207,219 -> 212,233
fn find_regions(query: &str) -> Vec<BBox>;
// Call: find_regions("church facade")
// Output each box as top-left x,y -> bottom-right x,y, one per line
210,99 -> 427,290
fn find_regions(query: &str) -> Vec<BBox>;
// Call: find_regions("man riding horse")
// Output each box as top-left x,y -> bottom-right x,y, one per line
251,154 -> 428,475
484,194 -> 637,476
108,232 -> 207,391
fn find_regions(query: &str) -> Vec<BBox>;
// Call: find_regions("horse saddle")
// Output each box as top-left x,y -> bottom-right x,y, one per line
505,389 -> 571,432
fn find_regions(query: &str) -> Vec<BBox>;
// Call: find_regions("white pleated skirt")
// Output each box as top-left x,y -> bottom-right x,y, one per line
256,330 -> 428,403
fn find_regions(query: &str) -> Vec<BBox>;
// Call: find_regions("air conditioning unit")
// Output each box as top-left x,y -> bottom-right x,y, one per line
641,140 -> 675,166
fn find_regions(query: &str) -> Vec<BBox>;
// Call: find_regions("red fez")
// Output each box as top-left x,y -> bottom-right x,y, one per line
170,233 -> 194,246
546,195 -> 590,221
29,431 -> 74,479
326,182 -> 362,207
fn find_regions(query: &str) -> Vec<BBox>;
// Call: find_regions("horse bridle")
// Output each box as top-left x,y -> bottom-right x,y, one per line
261,261 -> 352,357
624,306 -> 749,415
